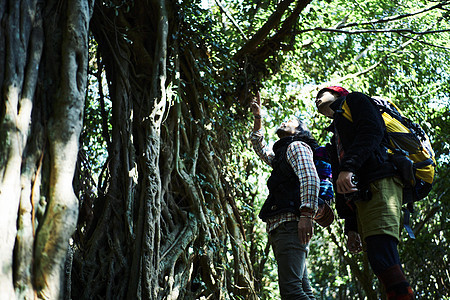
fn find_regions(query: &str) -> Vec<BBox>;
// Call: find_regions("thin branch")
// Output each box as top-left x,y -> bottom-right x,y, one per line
340,2 -> 450,29
397,33 -> 450,51
340,61 -> 382,81
298,27 -> 450,35
214,0 -> 248,40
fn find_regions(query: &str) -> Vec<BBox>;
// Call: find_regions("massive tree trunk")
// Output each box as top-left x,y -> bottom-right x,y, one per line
71,0 -> 259,298
0,0 -> 93,298
70,0 -> 316,299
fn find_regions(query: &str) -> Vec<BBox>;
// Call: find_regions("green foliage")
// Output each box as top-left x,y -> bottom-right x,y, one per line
80,36 -> 111,183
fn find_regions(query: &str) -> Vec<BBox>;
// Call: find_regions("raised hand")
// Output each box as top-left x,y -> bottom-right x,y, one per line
250,91 -> 261,117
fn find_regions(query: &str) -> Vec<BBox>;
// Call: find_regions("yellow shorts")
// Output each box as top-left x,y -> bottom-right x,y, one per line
355,177 -> 404,241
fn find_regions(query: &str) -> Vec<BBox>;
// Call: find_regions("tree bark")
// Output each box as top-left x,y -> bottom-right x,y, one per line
0,0 -> 93,298
0,0 -> 41,296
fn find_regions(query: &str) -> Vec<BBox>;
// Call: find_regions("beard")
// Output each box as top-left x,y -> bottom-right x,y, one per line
276,127 -> 291,138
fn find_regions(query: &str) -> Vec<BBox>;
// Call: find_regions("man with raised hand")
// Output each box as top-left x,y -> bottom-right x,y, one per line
250,92 -> 319,299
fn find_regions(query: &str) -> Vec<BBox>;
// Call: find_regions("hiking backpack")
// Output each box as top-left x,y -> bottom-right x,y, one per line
339,96 -> 436,202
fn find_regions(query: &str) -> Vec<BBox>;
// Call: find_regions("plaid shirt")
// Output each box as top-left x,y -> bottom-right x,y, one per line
251,129 -> 320,232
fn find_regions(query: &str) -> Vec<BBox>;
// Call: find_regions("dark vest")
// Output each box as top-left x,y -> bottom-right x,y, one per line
259,136 -> 311,221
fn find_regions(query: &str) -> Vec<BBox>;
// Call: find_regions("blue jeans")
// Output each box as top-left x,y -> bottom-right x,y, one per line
269,221 -> 315,300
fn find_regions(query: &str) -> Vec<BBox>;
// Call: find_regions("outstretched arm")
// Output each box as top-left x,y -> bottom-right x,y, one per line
249,92 -> 274,166
251,91 -> 262,132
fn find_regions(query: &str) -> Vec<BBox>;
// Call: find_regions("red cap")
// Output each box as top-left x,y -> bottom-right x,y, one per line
317,86 -> 349,98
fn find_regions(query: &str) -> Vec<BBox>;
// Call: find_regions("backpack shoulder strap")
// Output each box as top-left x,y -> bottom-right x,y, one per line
336,97 -> 354,122
340,95 -> 405,125
341,100 -> 353,122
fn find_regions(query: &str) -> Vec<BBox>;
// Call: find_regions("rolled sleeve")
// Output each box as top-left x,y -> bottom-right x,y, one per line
286,141 -> 320,212
250,129 -> 274,166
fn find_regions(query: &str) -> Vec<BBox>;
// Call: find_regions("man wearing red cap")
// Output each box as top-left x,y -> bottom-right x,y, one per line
315,87 -> 414,299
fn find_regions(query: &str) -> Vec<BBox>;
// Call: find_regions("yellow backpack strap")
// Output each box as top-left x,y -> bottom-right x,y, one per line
341,100 -> 353,122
